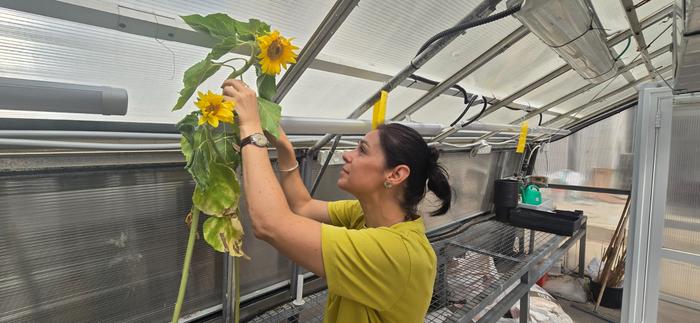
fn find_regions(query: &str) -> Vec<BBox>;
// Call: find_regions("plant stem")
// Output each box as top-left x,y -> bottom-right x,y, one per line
172,208 -> 200,323
234,256 -> 241,323
228,42 -> 256,79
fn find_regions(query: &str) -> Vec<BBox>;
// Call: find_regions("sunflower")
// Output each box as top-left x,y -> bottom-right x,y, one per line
257,30 -> 299,75
195,90 -> 235,128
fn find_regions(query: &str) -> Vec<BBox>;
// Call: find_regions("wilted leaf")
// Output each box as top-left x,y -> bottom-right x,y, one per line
192,162 -> 240,216
202,215 -> 248,258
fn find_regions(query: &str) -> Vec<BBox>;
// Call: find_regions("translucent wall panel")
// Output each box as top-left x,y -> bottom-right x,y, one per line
657,259 -> 700,322
0,166 -> 222,322
533,108 -> 634,190
541,188 -> 628,272
663,105 -> 700,254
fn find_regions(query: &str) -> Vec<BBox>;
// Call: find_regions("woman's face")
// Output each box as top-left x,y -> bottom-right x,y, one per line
337,130 -> 389,196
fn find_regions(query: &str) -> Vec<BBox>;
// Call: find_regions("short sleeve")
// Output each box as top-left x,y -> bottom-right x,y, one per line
321,224 -> 411,311
327,200 -> 364,229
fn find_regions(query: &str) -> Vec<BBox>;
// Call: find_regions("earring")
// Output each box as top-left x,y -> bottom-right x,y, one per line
383,181 -> 393,189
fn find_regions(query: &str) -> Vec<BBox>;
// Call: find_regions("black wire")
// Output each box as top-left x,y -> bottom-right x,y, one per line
414,4 -> 522,58
538,113 -> 543,126
408,74 -> 470,104
461,96 -> 488,129
451,95 -> 478,126
408,74 -> 477,127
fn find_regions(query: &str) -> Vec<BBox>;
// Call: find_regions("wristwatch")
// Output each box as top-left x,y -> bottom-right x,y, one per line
240,133 -> 269,149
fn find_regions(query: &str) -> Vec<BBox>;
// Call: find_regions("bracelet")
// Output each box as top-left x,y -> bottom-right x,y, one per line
279,161 -> 299,173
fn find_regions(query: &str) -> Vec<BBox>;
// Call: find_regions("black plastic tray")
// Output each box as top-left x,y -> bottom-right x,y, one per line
508,207 -> 583,236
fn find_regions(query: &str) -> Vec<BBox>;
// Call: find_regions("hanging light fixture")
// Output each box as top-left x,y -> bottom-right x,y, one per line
508,0 -> 619,83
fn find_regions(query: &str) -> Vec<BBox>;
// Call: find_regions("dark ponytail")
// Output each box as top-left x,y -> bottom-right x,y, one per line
377,123 -> 452,217
426,147 -> 452,216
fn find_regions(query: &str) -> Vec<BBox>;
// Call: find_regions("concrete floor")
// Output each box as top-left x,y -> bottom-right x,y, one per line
557,298 -> 700,322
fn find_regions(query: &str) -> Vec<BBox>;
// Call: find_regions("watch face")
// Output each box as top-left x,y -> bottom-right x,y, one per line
252,133 -> 269,147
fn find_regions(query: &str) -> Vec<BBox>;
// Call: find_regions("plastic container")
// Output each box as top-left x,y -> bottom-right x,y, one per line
508,208 -> 583,236
590,280 -> 624,309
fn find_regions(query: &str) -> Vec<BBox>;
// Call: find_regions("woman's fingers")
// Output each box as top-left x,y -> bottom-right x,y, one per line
222,79 -> 249,91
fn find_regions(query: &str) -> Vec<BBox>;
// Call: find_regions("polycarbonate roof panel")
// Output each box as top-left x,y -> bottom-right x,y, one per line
643,17 -> 674,53
548,76 -> 630,115
317,1 -> 520,78
454,33 -> 567,99
590,0 -> 629,33
516,70 -> 589,109
0,0 -> 678,132
635,0 -> 673,22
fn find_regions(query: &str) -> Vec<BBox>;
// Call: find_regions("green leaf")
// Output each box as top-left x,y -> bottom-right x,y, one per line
210,127 -> 240,167
192,162 -> 240,216
186,130 -> 211,189
256,73 -> 277,101
202,216 -> 247,257
180,137 -> 193,166
181,13 -> 238,40
209,35 -> 242,60
257,98 -> 282,138
172,59 -> 221,111
177,111 -> 199,149
237,19 -> 271,41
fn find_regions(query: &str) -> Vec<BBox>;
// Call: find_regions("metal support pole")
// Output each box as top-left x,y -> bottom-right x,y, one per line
309,0 -> 504,152
519,274 -> 529,323
579,223 -> 587,278
391,26 -> 530,121
273,0 -> 359,103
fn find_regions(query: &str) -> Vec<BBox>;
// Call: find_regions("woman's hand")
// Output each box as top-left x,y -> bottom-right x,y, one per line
222,79 -> 261,137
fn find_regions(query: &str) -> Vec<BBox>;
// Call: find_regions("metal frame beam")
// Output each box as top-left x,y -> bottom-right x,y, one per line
620,0 -> 658,79
273,0 -> 359,103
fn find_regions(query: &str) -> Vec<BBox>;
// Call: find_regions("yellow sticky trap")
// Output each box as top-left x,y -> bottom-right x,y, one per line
516,121 -> 528,153
372,90 -> 388,129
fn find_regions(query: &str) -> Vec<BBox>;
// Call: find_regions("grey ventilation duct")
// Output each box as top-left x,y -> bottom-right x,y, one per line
508,0 -> 619,84
0,77 -> 128,115
673,0 -> 700,94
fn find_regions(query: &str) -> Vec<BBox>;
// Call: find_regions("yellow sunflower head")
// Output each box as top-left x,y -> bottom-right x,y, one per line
195,90 -> 235,128
256,30 -> 299,75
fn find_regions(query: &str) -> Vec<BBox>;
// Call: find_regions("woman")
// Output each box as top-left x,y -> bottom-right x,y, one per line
222,79 -> 452,323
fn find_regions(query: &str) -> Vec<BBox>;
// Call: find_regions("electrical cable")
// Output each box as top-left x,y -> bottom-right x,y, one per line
450,95 -> 478,126
461,96 -> 488,129
413,4 -> 522,59
408,74 -> 478,127
614,36 -> 632,61
538,113 -> 543,126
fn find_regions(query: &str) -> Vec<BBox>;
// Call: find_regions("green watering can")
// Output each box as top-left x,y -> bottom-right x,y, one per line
520,184 -> 542,205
